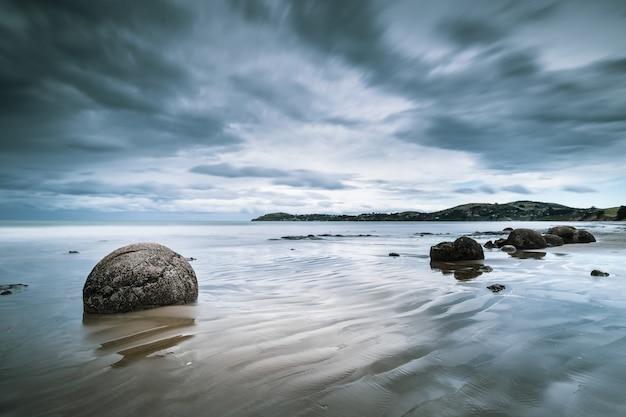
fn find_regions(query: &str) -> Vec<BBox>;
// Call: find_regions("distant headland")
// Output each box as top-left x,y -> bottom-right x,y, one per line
252,201 -> 626,222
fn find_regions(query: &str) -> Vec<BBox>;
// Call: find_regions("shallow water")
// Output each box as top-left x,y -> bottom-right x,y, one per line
1,221 -> 626,417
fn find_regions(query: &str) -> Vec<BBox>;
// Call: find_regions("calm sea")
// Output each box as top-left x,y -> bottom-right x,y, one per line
1,221 -> 625,417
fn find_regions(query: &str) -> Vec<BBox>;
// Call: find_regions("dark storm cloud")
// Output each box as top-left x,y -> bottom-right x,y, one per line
0,0 -> 240,172
1,0 -> 624,216
436,16 -> 507,48
234,0 -> 626,171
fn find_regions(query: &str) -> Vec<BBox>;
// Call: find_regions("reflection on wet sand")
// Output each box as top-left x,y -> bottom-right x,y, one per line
2,221 -> 626,417
112,334 -> 194,367
83,306 -> 196,367
509,250 -> 547,259
430,261 -> 494,280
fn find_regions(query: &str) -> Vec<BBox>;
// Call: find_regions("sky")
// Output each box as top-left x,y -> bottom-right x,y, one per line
1,0 -> 625,220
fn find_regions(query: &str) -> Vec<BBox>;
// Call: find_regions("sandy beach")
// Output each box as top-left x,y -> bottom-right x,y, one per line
1,221 -> 625,416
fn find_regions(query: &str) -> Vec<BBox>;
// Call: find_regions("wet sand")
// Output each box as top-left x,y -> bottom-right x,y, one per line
1,221 -> 625,417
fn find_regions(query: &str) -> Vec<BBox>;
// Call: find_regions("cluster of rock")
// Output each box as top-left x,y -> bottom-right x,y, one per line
0,283 -> 28,296
83,243 -> 198,314
483,225 -> 596,251
78,225 -> 601,313
428,225 -> 601,292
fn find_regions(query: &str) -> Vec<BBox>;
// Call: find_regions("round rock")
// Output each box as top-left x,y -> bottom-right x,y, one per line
573,229 -> 596,243
506,228 -> 547,249
83,243 -> 198,314
430,236 -> 484,262
543,233 -> 564,247
546,226 -> 577,243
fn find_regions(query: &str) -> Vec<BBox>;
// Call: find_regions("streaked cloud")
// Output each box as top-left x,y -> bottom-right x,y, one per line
0,0 -> 624,218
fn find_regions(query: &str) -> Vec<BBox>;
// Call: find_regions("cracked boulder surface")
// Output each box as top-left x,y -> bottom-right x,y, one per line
83,243 -> 198,314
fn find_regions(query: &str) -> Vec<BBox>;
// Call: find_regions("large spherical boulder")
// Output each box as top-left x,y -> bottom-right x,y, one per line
430,236 -> 484,262
547,226 -> 596,244
505,228 -> 547,249
83,243 -> 198,314
543,233 -> 564,247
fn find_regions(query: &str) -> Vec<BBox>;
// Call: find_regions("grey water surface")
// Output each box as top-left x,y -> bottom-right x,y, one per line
1,221 -> 625,417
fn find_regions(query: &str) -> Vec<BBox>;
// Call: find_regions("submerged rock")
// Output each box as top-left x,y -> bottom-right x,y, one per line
505,228 -> 547,249
388,252 -> 400,257
83,243 -> 198,314
430,237 -> 484,262
543,234 -> 564,247
547,226 -> 596,244
280,235 -> 323,240
487,284 -> 506,293
0,284 -> 28,295
1,290 -> 11,295
591,269 -> 609,277
469,231 -> 506,236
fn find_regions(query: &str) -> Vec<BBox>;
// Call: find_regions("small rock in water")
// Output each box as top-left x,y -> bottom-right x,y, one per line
547,226 -> 596,244
430,237 -> 484,262
487,284 -> 506,293
68,250 -> 80,254
0,283 -> 28,293
543,234 -> 564,247
574,229 -> 596,243
469,231 -> 506,236
494,238 -> 507,248
501,245 -> 517,253
506,228 -> 547,249
591,269 -> 609,277
388,252 -> 400,257
280,235 -> 323,240
483,240 -> 496,249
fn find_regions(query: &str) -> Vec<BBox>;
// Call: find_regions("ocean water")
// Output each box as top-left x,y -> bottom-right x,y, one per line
1,221 -> 626,417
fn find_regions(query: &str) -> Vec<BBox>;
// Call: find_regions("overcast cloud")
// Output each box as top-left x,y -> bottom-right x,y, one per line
1,0 -> 625,218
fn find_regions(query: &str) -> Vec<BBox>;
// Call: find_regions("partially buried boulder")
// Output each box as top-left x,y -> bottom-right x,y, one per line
543,234 -> 564,247
430,237 -> 484,262
547,226 -> 596,244
505,228 -> 547,250
83,243 -> 198,314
